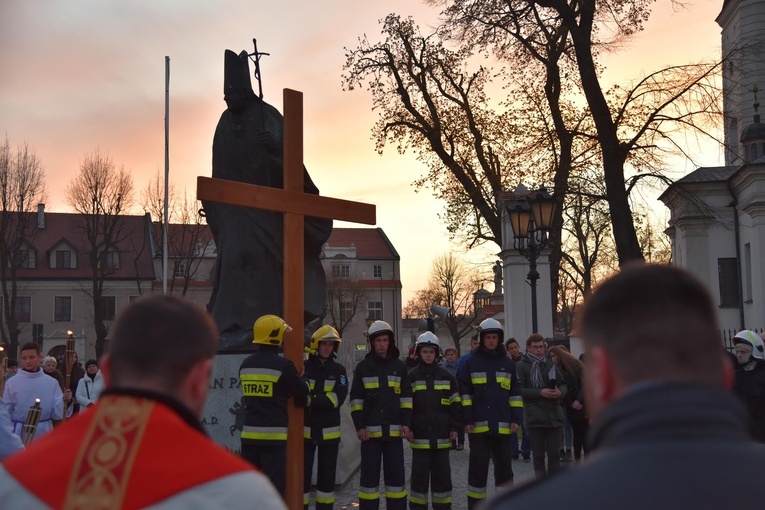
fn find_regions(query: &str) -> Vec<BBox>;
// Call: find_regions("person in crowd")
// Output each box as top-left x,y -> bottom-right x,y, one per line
41,356 -> 65,392
5,359 -> 18,379
442,346 -> 464,450
407,332 -> 461,509
1,342 -> 72,443
458,319 -> 523,509
549,345 -> 588,461
456,334 -> 480,378
350,320 -> 412,510
504,338 -> 531,461
485,264 -> 765,509
75,359 -> 105,411
515,334 -> 566,479
0,295 -> 285,508
405,345 -> 419,368
239,314 -> 309,498
0,361 -> 23,460
303,325 -> 348,510
732,329 -> 765,442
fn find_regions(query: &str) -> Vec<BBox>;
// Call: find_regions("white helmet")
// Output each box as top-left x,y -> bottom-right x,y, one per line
367,320 -> 400,358
368,320 -> 394,340
478,318 -> 504,346
734,330 -> 765,360
414,331 -> 441,357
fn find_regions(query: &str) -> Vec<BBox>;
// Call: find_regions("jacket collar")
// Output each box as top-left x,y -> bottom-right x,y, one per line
588,382 -> 749,452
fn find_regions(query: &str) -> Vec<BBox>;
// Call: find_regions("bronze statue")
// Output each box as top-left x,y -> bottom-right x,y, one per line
202,48 -> 332,350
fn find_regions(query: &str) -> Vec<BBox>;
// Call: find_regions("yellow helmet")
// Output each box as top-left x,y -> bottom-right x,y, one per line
252,315 -> 291,346
309,324 -> 342,353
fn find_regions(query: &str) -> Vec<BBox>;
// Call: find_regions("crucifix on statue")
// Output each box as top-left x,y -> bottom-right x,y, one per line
197,87 -> 375,508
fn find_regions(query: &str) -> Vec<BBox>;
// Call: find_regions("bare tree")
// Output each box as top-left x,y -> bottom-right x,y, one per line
403,252 -> 482,355
325,275 -> 369,338
66,150 -> 134,358
141,172 -> 212,295
0,135 -> 46,357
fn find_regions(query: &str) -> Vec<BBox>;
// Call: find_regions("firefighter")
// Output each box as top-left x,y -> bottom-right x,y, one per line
458,318 -> 523,509
303,325 -> 348,509
407,332 -> 462,510
350,320 -> 412,510
239,314 -> 309,497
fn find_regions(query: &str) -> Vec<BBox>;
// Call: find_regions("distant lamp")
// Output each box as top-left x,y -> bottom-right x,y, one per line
505,186 -> 558,334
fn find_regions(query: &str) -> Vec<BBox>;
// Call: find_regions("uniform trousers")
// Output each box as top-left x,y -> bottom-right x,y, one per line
304,441 -> 339,510
410,448 -> 452,509
241,442 -> 286,496
358,438 -> 407,510
466,434 -> 513,509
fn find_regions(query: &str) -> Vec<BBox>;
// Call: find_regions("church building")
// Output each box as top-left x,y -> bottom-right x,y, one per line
660,0 -> 765,340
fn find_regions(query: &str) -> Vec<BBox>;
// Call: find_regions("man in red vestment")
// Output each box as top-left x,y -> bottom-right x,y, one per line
0,295 -> 285,509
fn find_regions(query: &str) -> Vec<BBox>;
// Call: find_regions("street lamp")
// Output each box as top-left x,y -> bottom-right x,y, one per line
505,187 -> 557,334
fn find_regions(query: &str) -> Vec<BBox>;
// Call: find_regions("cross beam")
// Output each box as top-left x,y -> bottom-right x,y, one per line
197,88 -> 375,508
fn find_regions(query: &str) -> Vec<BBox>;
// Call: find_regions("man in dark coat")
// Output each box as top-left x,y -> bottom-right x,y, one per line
515,333 -> 566,478
486,264 -> 765,509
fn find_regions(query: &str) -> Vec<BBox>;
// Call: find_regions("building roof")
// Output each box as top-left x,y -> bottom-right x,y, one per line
325,228 -> 400,260
13,211 -> 155,280
674,166 -> 738,184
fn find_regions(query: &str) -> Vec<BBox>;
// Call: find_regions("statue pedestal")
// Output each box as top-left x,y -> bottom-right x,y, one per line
202,353 -> 361,484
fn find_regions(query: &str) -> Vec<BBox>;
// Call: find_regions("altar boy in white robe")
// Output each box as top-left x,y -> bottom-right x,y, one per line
2,342 -> 72,442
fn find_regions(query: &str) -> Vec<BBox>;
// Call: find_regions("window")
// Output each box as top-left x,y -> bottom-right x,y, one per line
99,296 -> 117,321
15,249 -> 32,268
718,258 -> 740,308
367,301 -> 383,320
56,250 -> 72,269
340,301 -> 354,322
174,262 -> 186,279
373,265 -> 382,278
99,250 -> 119,269
15,297 -> 31,322
54,296 -> 72,322
332,264 -> 350,279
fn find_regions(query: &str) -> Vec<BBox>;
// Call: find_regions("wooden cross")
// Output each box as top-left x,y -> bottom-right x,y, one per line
197,89 -> 376,508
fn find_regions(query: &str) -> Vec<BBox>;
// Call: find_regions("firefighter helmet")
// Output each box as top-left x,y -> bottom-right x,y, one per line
252,315 -> 291,346
368,320 -> 394,341
478,317 -> 504,345
309,324 -> 342,353
414,331 -> 441,357
734,330 -> 765,360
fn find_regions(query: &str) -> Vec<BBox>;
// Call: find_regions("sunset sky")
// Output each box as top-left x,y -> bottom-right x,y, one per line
1,0 -> 724,306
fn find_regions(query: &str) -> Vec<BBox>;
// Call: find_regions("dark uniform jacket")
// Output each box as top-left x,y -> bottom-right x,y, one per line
350,350 -> 412,440
515,353 -> 567,428
458,345 -> 523,435
239,345 -> 309,444
733,359 -> 765,442
485,383 -> 765,509
304,353 -> 348,444
408,362 -> 461,449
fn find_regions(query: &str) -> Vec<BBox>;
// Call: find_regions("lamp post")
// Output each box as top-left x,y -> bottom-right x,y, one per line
505,187 -> 557,334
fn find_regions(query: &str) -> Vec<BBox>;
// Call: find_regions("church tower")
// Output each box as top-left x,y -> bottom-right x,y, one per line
717,0 -> 765,165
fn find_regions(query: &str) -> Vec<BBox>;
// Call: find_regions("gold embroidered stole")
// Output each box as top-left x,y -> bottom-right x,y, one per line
62,396 -> 154,509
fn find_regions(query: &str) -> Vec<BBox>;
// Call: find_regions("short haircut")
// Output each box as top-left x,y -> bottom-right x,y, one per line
444,347 -> 457,354
526,333 -> 545,348
505,337 -> 518,348
20,342 -> 40,354
42,356 -> 57,365
579,264 -> 723,385
108,295 -> 218,390
470,334 -> 479,342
